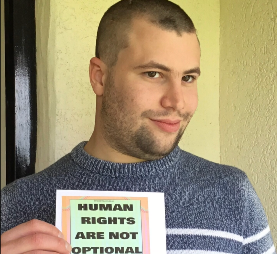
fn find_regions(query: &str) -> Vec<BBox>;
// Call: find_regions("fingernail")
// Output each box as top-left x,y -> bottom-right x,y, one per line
66,242 -> 72,252
58,231 -> 64,239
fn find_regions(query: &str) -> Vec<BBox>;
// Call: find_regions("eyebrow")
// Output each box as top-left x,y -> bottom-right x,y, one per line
134,61 -> 201,76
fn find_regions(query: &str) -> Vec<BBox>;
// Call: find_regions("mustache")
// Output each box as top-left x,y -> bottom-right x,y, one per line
141,110 -> 192,121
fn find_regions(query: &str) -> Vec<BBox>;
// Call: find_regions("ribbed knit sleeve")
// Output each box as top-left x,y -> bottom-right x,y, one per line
1,180 -> 31,234
242,177 -> 276,254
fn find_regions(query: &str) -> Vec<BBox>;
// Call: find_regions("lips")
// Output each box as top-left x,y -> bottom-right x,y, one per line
150,119 -> 181,133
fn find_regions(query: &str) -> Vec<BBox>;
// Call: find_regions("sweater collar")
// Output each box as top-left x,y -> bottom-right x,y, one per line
71,141 -> 181,177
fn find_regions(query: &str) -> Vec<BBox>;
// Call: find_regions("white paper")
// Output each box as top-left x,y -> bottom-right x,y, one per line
56,190 -> 166,254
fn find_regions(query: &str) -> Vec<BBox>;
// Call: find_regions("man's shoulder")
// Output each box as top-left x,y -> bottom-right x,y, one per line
177,148 -> 248,185
1,152 -> 78,233
1,152 -> 75,200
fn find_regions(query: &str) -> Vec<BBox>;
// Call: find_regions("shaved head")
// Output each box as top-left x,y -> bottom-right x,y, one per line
95,0 -> 196,67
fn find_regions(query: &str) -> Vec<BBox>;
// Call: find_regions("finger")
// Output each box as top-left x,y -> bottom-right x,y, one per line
1,232 -> 72,254
1,219 -> 64,243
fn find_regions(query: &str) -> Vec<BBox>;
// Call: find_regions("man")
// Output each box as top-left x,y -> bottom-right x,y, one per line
1,0 -> 275,253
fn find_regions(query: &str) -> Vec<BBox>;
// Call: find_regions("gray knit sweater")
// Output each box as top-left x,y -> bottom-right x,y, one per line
1,142 -> 276,253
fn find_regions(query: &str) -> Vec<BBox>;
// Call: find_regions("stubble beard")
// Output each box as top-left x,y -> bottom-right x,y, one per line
101,72 -> 193,161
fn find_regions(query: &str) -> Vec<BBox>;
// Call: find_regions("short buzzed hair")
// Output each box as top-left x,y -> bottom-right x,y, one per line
95,0 -> 196,67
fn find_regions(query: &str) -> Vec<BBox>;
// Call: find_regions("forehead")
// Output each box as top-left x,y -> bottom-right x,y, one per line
116,18 -> 200,71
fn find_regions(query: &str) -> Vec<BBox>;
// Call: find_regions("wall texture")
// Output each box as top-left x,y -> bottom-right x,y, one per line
35,0 -> 56,172
220,0 -> 277,245
35,0 -> 220,172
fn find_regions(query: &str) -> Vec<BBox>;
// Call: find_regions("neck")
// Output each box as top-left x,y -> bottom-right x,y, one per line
84,131 -> 145,163
73,141 -> 181,178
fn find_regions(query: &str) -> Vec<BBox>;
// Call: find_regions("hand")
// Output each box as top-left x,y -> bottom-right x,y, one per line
1,219 -> 72,254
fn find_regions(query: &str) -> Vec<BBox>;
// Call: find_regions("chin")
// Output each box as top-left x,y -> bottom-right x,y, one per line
127,123 -> 185,160
136,138 -> 180,161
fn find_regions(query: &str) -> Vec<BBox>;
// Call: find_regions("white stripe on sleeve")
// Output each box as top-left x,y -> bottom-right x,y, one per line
167,228 -> 243,243
243,226 -> 270,245
262,245 -> 276,254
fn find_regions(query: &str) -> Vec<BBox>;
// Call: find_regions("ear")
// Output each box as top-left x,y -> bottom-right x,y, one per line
89,57 -> 106,96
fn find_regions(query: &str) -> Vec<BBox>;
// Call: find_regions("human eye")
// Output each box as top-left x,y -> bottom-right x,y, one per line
182,75 -> 196,83
145,71 -> 161,78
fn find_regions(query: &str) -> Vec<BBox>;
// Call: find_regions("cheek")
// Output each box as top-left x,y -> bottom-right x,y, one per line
115,72 -> 166,111
135,87 -> 162,110
128,91 -> 155,110
118,86 -> 146,113
120,79 -> 158,107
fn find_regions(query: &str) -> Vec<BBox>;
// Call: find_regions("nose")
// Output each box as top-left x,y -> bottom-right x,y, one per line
160,82 -> 185,111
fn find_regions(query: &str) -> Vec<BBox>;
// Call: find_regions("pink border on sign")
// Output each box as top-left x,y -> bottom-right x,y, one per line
62,196 -> 150,254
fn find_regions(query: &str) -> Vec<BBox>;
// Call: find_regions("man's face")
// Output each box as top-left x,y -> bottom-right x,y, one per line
100,18 -> 201,161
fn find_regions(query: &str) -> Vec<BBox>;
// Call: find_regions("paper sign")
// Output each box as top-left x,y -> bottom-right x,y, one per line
56,190 -> 166,254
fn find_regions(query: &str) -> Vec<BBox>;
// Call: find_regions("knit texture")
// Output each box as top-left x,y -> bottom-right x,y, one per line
1,142 -> 276,254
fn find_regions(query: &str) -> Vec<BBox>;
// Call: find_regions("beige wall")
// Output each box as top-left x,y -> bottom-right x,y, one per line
35,0 -> 56,173
1,0 -> 6,189
35,0 -> 220,173
220,0 -> 277,244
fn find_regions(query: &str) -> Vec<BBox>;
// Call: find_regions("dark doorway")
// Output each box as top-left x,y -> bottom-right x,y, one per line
4,0 -> 37,184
